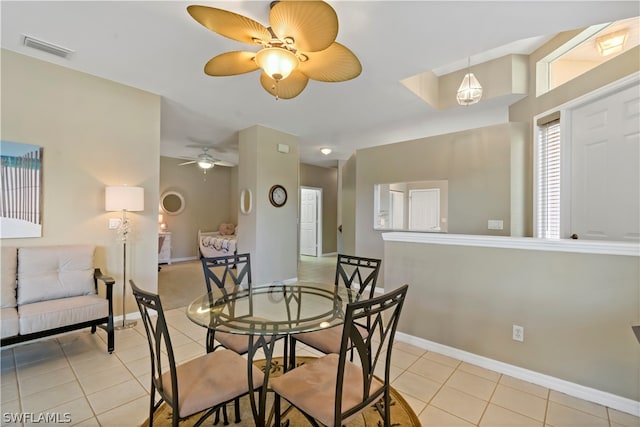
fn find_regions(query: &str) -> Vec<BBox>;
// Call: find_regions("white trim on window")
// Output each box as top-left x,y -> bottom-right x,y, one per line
535,119 -> 561,239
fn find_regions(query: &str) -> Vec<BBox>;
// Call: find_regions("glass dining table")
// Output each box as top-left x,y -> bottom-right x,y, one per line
186,281 -> 357,427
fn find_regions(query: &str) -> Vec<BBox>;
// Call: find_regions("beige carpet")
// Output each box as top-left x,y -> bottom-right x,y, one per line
141,357 -> 421,426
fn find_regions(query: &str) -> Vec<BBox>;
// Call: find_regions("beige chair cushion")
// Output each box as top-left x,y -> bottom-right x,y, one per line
0,307 -> 19,338
1,247 -> 17,308
215,330 -> 274,354
160,348 -> 264,418
295,323 -> 368,354
270,353 -> 382,427
17,246 -> 95,305
18,295 -> 108,335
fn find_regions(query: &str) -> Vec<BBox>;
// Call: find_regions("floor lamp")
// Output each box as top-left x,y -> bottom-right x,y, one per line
105,185 -> 144,330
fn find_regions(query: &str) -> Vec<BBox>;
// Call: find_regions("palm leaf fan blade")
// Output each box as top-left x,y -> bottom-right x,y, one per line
204,51 -> 260,76
260,70 -> 309,99
299,42 -> 362,82
269,1 -> 338,52
187,5 -> 271,45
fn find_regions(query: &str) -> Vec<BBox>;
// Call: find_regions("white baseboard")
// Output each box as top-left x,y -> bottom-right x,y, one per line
395,332 -> 640,417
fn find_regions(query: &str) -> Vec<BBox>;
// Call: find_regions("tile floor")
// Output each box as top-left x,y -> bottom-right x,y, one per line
1,256 -> 638,426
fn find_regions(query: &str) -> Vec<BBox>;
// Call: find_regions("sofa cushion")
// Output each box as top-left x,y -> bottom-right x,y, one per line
17,246 -> 95,306
0,307 -> 19,338
18,295 -> 108,335
1,247 -> 17,309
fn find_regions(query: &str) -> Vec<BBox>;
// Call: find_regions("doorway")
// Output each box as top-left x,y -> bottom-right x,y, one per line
300,187 -> 322,257
409,188 -> 441,231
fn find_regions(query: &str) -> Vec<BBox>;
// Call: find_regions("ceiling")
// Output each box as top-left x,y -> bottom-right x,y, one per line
2,1 -> 638,168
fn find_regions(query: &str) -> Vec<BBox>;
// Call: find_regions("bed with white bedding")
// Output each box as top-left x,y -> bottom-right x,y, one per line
198,228 -> 237,258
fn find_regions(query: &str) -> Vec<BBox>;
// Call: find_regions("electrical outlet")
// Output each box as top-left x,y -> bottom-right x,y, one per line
512,325 -> 524,342
488,220 -> 504,230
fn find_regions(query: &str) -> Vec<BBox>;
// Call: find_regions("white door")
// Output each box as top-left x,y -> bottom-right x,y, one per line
409,189 -> 440,231
569,83 -> 640,241
300,188 -> 319,256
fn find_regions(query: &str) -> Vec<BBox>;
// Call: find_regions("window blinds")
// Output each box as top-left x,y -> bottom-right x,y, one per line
536,119 -> 561,239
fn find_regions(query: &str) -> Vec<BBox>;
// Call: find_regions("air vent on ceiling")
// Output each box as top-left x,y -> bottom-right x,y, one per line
23,35 -> 73,58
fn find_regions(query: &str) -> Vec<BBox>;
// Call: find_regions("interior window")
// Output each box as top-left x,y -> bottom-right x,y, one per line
536,17 -> 638,96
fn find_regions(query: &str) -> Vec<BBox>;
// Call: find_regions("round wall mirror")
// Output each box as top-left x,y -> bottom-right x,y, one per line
160,191 -> 185,215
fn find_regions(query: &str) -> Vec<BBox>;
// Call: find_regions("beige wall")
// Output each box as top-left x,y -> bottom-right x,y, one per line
238,125 -> 299,283
1,49 -> 161,316
300,163 -> 338,254
384,241 -> 640,401
159,156 -> 235,260
352,123 -> 527,265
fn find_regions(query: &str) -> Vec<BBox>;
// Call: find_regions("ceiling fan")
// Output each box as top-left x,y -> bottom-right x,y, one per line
178,146 -> 235,173
186,1 -> 362,99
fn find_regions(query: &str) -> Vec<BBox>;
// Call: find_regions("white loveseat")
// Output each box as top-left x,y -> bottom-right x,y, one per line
1,245 -> 115,353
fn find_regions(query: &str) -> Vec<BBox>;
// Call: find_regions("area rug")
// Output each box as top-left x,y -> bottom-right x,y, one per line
141,356 -> 421,426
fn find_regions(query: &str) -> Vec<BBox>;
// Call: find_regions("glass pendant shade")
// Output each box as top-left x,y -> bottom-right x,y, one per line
456,72 -> 483,106
255,47 -> 299,81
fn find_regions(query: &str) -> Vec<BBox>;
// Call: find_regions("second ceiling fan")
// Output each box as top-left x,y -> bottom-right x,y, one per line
179,146 -> 234,173
187,0 -> 362,99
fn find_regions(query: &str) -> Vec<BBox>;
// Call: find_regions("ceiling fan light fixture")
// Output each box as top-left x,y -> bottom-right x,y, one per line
456,72 -> 483,106
254,47 -> 299,81
197,159 -> 214,169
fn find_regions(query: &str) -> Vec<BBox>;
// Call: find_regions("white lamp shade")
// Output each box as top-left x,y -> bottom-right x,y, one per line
105,186 -> 144,211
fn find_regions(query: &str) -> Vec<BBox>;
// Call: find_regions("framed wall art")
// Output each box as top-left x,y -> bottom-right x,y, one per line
0,141 -> 43,238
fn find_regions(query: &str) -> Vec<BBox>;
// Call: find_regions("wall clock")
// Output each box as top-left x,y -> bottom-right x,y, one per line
269,184 -> 287,207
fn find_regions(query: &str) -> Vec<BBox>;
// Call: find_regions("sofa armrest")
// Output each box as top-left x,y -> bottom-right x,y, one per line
93,268 -> 115,298
93,268 -> 115,353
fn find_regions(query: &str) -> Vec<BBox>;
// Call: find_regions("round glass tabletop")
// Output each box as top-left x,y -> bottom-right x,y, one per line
186,282 -> 357,336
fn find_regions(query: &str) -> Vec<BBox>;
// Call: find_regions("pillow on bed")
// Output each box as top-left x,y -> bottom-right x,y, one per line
219,223 -> 235,236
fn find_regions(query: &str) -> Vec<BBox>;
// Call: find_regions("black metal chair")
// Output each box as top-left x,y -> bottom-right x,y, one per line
130,280 -> 264,427
271,284 -> 409,427
290,254 -> 382,364
201,253 -> 281,355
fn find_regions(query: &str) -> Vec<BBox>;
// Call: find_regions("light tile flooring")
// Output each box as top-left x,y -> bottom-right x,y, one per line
1,256 -> 638,427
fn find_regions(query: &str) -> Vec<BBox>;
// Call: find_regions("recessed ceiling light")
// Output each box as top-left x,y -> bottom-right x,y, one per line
320,148 -> 332,155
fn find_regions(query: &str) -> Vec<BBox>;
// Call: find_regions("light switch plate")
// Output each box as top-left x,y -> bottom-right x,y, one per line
108,218 -> 121,229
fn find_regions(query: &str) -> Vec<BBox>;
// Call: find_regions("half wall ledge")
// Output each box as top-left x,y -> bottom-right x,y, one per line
381,232 -> 640,257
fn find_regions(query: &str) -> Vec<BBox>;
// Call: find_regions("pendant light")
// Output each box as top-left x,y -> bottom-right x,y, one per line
457,57 -> 483,106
